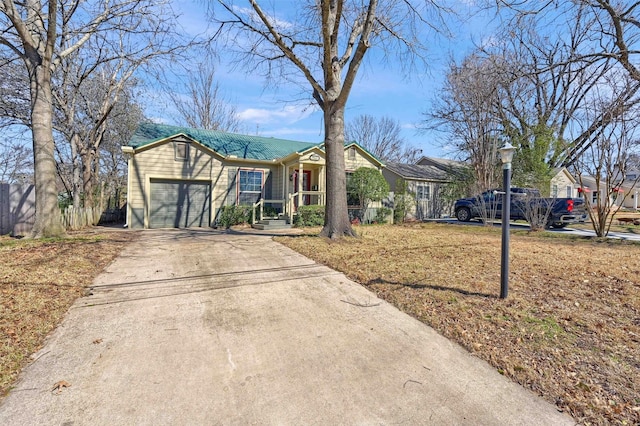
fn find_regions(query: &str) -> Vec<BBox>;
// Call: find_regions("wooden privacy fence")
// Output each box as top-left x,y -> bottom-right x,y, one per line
0,184 -> 35,235
1,183 -> 123,235
60,206 -> 103,230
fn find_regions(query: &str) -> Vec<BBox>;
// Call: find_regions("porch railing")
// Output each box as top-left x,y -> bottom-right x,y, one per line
287,191 -> 326,224
252,199 -> 286,224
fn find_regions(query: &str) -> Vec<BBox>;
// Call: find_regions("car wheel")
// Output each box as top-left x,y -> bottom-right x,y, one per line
456,207 -> 472,222
544,216 -> 554,229
551,223 -> 567,229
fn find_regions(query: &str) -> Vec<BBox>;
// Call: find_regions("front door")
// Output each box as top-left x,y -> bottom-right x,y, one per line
294,170 -> 311,208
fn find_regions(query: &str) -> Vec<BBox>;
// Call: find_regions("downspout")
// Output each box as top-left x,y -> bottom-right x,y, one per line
122,146 -> 134,228
281,161 -> 286,216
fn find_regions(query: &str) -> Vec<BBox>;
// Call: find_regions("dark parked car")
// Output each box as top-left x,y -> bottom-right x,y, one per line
454,188 -> 587,228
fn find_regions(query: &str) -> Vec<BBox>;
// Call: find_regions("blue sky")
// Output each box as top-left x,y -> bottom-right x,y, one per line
151,1 -> 499,159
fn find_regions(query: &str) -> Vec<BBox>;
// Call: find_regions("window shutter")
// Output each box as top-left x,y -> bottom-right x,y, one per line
226,167 -> 238,205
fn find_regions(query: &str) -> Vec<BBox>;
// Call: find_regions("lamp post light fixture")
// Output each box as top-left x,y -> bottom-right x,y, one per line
499,142 -> 516,299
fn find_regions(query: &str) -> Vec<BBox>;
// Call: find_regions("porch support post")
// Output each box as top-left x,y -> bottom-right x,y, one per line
319,165 -> 326,205
297,162 -> 304,207
281,163 -> 286,216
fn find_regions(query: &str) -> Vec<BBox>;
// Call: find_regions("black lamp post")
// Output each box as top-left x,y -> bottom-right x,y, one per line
499,142 -> 516,299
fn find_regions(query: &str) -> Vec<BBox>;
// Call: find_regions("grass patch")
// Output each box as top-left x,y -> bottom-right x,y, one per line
0,228 -> 137,397
276,222 -> 640,425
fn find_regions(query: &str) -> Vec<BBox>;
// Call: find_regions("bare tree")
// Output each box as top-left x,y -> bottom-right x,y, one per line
53,16 -> 183,210
0,0 -> 182,237
345,114 -> 420,163
0,140 -> 32,184
493,1 -> 640,167
0,56 -> 30,129
98,99 -> 143,212
426,54 -> 503,193
168,59 -> 241,132
213,0 -> 449,238
427,7 -> 640,195
484,19 -> 617,186
570,73 -> 640,237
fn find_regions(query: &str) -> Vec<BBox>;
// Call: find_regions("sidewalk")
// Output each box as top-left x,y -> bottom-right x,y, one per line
0,229 -> 574,425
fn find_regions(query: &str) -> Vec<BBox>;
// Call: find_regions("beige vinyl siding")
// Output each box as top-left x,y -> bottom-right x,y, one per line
211,164 -> 234,221
345,146 -> 379,171
270,165 -> 285,201
216,162 -> 276,203
344,147 -> 386,219
550,171 -> 574,198
400,180 -> 419,220
128,140 -> 220,228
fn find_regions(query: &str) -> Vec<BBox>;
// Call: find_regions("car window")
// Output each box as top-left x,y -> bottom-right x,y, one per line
483,191 -> 494,202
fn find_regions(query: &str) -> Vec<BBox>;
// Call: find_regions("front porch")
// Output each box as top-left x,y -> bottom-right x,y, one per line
252,155 -> 327,227
252,190 -> 327,226
245,142 -> 386,229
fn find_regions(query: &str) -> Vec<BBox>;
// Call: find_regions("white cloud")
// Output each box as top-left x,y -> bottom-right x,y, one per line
148,116 -> 172,125
269,126 -> 323,138
237,104 -> 317,125
231,5 -> 293,31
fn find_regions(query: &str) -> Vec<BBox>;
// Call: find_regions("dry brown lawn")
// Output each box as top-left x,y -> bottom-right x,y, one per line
0,228 -> 138,397
277,223 -> 640,426
2,223 -> 638,424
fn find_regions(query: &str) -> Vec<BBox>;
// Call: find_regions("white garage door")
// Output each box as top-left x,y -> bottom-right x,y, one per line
149,180 -> 211,228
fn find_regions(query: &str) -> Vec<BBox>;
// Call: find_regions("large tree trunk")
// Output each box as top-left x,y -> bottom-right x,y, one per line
71,134 -> 83,209
82,148 -> 96,208
29,63 -> 65,238
320,104 -> 356,239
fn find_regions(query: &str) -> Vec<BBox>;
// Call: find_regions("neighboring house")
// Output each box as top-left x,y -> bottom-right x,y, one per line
571,157 -> 640,211
613,162 -> 640,210
550,168 -> 577,198
122,123 -> 383,229
619,186 -> 640,210
383,157 -> 467,220
416,156 -> 466,174
575,175 -> 603,207
576,174 -> 639,210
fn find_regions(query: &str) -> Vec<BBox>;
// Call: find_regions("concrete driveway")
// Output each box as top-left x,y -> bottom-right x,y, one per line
0,229 -> 574,425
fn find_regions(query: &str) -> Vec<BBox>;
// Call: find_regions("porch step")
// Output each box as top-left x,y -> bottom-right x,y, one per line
252,219 -> 292,231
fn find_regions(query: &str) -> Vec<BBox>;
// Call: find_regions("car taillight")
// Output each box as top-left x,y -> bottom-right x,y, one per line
567,199 -> 574,212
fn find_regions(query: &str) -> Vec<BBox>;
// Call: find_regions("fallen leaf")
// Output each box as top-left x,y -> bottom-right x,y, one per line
51,380 -> 71,394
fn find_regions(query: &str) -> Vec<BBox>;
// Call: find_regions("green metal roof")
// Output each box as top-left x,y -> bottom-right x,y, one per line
129,122 -> 321,161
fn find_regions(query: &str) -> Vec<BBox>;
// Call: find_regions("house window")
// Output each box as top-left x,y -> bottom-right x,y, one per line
566,186 -> 572,198
627,174 -> 637,180
174,142 -> 188,161
348,146 -> 356,160
552,184 -> 558,198
238,170 -> 263,205
416,184 -> 430,200
592,191 -> 598,204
